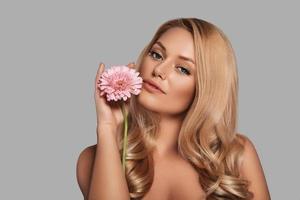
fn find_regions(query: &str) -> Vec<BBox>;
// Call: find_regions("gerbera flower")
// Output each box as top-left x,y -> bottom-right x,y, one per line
97,64 -> 143,172
98,65 -> 143,101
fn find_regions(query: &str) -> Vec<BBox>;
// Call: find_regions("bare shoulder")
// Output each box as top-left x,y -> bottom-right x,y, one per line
76,144 -> 97,199
235,133 -> 263,176
236,133 -> 271,200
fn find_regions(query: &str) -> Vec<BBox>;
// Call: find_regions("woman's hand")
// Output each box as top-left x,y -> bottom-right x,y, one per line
94,62 -> 135,139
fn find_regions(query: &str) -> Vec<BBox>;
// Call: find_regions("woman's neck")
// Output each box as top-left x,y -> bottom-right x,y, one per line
153,115 -> 184,158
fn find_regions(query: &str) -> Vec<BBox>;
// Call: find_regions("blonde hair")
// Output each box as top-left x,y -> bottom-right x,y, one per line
116,17 -> 254,200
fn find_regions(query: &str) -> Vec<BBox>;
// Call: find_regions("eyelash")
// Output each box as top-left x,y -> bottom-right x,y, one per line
148,50 -> 191,75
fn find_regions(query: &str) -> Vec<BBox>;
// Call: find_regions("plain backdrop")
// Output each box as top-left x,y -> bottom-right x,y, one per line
0,1 -> 298,199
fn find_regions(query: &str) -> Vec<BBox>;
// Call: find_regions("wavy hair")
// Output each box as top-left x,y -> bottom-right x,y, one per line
116,17 -> 254,200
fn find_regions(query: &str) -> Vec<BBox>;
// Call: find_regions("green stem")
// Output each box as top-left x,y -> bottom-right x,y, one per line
121,101 -> 128,173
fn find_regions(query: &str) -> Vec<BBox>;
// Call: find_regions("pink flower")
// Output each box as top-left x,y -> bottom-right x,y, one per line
96,64 -> 143,173
98,65 -> 143,101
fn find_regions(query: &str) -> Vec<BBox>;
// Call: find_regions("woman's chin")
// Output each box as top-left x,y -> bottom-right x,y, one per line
137,93 -> 162,111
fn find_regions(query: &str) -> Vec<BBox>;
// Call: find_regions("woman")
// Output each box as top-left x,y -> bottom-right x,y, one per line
76,18 -> 271,200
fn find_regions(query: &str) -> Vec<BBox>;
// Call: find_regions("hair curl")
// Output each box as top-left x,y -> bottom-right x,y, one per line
116,17 -> 254,200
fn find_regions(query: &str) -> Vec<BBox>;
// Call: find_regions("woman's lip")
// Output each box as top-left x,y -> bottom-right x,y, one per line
143,82 -> 165,94
143,80 -> 165,94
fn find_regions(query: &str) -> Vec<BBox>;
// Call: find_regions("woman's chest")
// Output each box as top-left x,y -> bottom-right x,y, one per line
141,157 -> 206,200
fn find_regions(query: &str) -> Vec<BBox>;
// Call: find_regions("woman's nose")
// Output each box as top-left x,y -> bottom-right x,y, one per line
153,62 -> 170,79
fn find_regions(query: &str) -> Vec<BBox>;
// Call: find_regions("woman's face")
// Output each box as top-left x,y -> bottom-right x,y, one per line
137,27 -> 196,116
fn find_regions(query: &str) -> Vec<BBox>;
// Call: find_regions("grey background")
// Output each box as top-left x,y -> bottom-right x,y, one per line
0,0 -> 298,199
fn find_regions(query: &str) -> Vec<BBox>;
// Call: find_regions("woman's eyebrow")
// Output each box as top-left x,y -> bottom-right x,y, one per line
154,41 -> 195,65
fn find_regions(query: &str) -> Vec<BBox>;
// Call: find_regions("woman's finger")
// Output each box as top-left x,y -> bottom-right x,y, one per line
95,62 -> 104,83
127,62 -> 135,68
95,62 -> 105,93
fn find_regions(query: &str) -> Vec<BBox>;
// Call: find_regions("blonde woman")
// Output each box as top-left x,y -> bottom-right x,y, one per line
76,18 -> 271,200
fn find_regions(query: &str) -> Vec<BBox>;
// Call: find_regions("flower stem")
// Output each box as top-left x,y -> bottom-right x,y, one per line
121,101 -> 128,173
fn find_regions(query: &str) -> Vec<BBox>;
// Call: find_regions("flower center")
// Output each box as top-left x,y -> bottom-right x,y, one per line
115,79 -> 127,90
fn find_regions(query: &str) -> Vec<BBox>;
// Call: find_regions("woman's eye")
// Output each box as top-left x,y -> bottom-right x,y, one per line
149,50 -> 162,60
148,50 -> 190,75
177,66 -> 190,75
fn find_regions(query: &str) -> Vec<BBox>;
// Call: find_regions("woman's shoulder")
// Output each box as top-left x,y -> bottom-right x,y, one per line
235,132 -> 251,145
235,132 -> 260,169
76,144 -> 97,198
77,144 -> 97,167
234,132 -> 271,199
80,144 -> 97,155
234,132 -> 257,167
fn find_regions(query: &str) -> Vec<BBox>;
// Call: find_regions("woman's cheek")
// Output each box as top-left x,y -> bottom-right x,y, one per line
167,85 -> 194,112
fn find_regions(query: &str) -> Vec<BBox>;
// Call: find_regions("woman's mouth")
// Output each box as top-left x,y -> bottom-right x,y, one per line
143,81 -> 165,94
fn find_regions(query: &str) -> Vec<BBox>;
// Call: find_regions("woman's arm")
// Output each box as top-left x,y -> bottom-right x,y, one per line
77,125 -> 130,200
240,136 -> 271,200
89,126 -> 130,200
